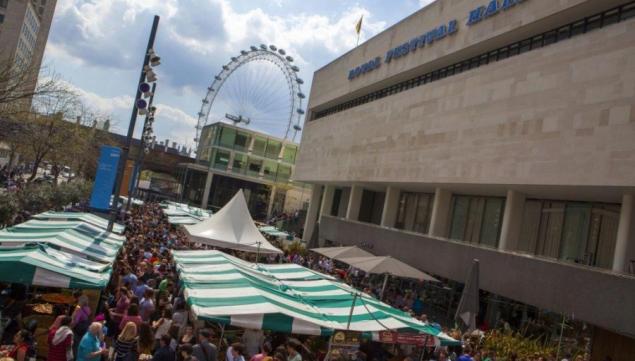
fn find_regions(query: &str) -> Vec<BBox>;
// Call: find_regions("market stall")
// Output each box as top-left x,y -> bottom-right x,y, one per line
172,249 -> 458,349
160,201 -> 212,225
32,211 -> 125,233
0,226 -> 122,264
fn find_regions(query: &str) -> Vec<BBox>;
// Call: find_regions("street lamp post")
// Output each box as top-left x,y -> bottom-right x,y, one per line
108,15 -> 160,232
126,82 -> 157,210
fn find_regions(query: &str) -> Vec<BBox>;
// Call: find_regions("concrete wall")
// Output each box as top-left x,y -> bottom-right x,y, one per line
320,215 -> 635,338
307,0 -> 629,110
297,16 -> 635,189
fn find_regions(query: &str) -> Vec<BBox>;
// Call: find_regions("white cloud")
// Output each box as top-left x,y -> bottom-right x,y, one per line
45,0 -> 389,142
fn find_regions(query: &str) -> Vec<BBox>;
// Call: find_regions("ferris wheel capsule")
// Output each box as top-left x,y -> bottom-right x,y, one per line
222,65 -> 229,70
297,92 -> 305,99
278,49 -> 286,55
241,50 -> 248,55
285,56 -> 294,62
291,65 -> 299,72
296,78 -> 304,84
231,57 -> 238,62
269,45 -> 277,51
250,46 -> 258,51
260,44 -> 267,50
297,109 -> 305,114
293,124 -> 302,131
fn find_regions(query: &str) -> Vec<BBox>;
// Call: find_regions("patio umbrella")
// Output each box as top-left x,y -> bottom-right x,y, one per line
455,258 -> 479,331
310,245 -> 374,260
337,255 -> 438,299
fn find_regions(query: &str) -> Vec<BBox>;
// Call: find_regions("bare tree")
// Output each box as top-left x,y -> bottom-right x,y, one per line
0,60 -> 67,116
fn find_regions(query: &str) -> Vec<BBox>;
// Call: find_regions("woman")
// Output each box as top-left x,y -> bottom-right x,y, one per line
76,323 -> 108,361
114,322 -> 138,361
119,304 -> 143,330
286,340 -> 302,361
178,344 -> 196,361
167,325 -> 180,352
111,287 -> 131,325
152,309 -> 173,348
137,322 -> 155,356
250,343 -> 272,361
5,330 -> 30,361
179,326 -> 195,345
48,316 -> 73,361
171,300 -> 188,335
72,295 -> 92,340
230,343 -> 246,361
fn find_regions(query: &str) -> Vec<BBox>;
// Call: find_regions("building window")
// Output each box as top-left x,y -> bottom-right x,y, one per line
262,159 -> 278,180
265,139 -> 281,159
276,164 -> 291,183
517,200 -> 619,269
251,136 -> 266,156
218,127 -> 236,149
449,195 -> 505,248
0,0 -> 8,9
0,14 -> 4,23
234,131 -> 250,152
247,157 -> 262,177
232,153 -> 247,174
358,189 -> 385,225
282,144 -> 297,164
212,149 -> 230,171
395,192 -> 433,234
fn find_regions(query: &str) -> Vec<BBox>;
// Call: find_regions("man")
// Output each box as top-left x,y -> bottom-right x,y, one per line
153,334 -> 176,361
192,329 -> 218,361
75,323 -> 108,361
139,289 -> 156,322
457,346 -> 473,361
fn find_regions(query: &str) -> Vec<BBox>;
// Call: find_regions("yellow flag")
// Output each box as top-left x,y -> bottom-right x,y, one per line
355,15 -> 363,34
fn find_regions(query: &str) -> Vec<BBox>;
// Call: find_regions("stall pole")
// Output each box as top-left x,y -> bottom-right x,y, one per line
380,273 -> 389,300
346,292 -> 358,331
555,314 -> 566,361
217,323 -> 226,349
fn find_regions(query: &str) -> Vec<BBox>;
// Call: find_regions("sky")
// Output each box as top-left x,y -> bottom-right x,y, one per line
43,0 -> 436,151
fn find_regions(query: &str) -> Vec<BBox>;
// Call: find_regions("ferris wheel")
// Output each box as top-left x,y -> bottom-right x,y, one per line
194,44 -> 306,148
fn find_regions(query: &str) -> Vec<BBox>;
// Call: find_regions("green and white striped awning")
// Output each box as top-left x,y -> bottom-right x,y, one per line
33,212 -> 125,233
161,202 -> 212,225
0,220 -> 123,263
0,245 -> 112,289
258,226 -> 289,238
173,250 -> 458,344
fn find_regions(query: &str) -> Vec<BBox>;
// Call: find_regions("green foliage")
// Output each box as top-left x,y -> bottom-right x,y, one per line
0,180 -> 94,227
0,192 -> 18,228
481,330 -> 558,360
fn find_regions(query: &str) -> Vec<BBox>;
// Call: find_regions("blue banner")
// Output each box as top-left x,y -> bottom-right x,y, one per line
89,145 -> 121,211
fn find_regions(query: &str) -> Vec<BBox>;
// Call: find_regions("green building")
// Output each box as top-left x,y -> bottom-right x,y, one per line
179,122 -> 311,220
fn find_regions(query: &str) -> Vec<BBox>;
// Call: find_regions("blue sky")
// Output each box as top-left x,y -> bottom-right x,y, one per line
44,0 -> 435,150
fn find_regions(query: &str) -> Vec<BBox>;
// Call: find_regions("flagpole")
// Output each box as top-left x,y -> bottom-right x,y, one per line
356,32 -> 360,47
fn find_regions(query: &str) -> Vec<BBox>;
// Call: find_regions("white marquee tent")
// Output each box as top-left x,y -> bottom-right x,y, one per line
184,190 -> 282,254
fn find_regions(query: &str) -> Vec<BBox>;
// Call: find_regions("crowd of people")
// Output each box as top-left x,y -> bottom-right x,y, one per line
0,201 -> 593,361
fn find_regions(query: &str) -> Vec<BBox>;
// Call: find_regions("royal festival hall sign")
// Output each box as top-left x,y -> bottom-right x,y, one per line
348,0 -> 528,80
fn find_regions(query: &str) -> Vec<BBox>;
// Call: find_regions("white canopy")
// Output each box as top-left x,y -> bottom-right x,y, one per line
184,190 -> 282,254
338,255 -> 438,282
310,246 -> 374,260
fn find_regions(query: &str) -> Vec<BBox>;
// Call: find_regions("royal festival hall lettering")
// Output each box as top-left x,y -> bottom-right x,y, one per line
348,0 -> 528,80
467,0 -> 527,26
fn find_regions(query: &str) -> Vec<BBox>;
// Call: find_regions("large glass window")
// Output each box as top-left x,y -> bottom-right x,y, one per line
262,160 -> 278,181
212,149 -> 230,171
395,192 -> 433,234
358,190 -> 385,225
234,131 -> 250,152
517,200 -> 619,269
265,139 -> 282,159
247,158 -> 262,177
449,195 -> 505,248
232,153 -> 247,174
282,145 -> 297,164
252,136 -> 266,156
219,127 -> 236,148
276,164 -> 291,183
